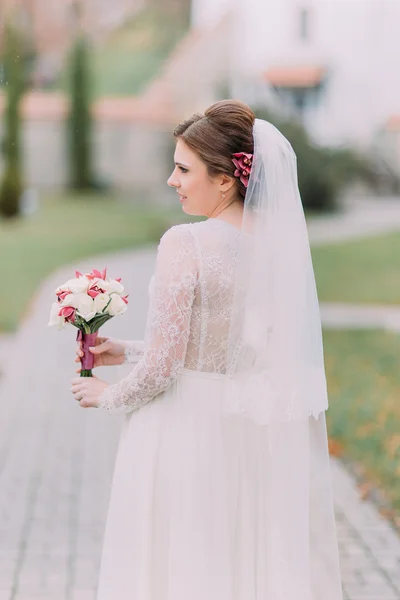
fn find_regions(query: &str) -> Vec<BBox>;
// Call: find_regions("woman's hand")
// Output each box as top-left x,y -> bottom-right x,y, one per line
75,336 -> 126,372
71,375 -> 109,408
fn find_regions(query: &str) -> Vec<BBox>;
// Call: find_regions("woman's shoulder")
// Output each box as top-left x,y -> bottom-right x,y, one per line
157,222 -> 200,254
159,220 -> 206,243
159,219 -> 238,250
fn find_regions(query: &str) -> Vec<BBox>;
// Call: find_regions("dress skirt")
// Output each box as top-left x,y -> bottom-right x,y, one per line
96,369 -> 343,600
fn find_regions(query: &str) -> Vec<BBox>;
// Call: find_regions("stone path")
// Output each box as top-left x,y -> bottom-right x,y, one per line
308,196 -> 400,246
320,303 -> 400,332
0,248 -> 155,600
1,198 -> 400,599
333,460 -> 400,600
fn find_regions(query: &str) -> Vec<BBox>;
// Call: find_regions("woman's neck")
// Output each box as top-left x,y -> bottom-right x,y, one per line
212,201 -> 244,229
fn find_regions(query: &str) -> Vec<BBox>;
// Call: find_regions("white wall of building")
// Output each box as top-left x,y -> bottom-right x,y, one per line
190,0 -> 231,29
191,0 -> 400,149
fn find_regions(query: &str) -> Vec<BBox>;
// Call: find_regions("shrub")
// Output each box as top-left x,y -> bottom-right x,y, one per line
253,106 -> 377,212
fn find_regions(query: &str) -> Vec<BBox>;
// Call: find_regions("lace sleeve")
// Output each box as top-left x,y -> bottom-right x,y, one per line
98,225 -> 198,414
123,340 -> 145,364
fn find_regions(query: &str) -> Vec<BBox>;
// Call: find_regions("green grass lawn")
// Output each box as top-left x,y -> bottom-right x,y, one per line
311,231 -> 400,305
324,328 -> 400,518
0,192 -> 190,332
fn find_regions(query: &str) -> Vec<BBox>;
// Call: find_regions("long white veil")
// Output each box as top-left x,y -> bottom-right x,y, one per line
223,118 -> 344,599
225,118 -> 328,423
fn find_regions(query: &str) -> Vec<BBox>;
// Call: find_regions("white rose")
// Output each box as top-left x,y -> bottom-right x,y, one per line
75,293 -> 96,321
64,276 -> 89,295
108,293 -> 127,316
48,302 -> 66,329
93,293 -> 111,314
103,279 -> 124,295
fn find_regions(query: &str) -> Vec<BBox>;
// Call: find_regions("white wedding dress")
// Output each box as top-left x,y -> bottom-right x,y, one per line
96,218 -> 343,600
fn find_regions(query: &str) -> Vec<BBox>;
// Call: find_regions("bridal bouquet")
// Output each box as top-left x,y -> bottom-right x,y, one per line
48,268 -> 128,377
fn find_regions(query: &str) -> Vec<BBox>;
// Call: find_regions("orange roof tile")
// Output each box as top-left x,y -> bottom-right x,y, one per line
93,95 -> 176,126
23,92 -> 69,119
265,66 -> 326,88
0,91 -> 68,120
385,116 -> 400,132
0,91 -> 176,125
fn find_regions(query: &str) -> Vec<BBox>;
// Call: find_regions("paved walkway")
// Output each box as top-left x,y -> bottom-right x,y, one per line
308,196 -> 400,246
1,198 -> 400,599
0,249 -> 155,600
320,303 -> 400,332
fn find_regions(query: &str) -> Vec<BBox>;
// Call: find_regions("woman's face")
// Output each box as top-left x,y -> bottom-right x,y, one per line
167,139 -> 229,217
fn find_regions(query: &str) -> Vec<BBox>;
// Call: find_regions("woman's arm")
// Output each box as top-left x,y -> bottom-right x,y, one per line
123,340 -> 145,364
98,225 -> 198,414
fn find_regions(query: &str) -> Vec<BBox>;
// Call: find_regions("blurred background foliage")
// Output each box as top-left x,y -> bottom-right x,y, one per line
67,34 -> 94,190
312,232 -> 400,305
0,22 -> 25,218
58,7 -> 189,98
324,328 -> 400,519
254,106 -> 398,212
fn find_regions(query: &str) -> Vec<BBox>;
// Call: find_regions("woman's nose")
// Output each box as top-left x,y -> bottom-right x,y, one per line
167,169 -> 179,188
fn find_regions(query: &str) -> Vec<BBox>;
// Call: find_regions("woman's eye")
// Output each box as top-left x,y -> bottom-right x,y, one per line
179,166 -> 188,173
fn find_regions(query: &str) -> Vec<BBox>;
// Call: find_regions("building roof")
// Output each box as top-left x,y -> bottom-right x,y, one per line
385,116 -> 400,132
264,66 -> 326,88
0,92 -> 68,120
0,91 -> 176,126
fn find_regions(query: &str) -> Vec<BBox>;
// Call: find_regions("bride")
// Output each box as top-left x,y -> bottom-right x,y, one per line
71,100 -> 343,599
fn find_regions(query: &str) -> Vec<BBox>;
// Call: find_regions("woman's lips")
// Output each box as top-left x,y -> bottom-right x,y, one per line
180,196 -> 187,203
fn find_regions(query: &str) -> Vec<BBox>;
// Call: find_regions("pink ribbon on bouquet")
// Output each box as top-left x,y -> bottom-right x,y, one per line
76,330 -> 98,370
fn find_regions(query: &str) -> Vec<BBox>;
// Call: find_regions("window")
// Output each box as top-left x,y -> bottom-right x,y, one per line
299,7 -> 311,42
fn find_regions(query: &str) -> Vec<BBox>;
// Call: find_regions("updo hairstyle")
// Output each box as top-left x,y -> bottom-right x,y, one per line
173,99 -> 255,201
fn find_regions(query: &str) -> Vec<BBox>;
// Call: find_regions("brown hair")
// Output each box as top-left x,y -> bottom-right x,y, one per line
173,99 -> 256,201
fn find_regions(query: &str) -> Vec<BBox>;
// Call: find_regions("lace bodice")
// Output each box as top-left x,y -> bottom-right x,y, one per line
98,219 -> 240,414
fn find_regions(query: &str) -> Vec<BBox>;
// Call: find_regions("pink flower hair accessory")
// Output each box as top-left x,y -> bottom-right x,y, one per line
232,152 -> 253,188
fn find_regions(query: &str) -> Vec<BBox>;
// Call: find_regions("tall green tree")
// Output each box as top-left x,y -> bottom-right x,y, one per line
67,33 -> 93,190
0,21 -> 25,219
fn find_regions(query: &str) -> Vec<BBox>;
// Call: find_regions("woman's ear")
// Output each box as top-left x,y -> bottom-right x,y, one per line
220,173 -> 236,194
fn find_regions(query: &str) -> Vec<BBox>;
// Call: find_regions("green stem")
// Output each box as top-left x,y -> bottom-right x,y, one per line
80,369 -> 93,378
